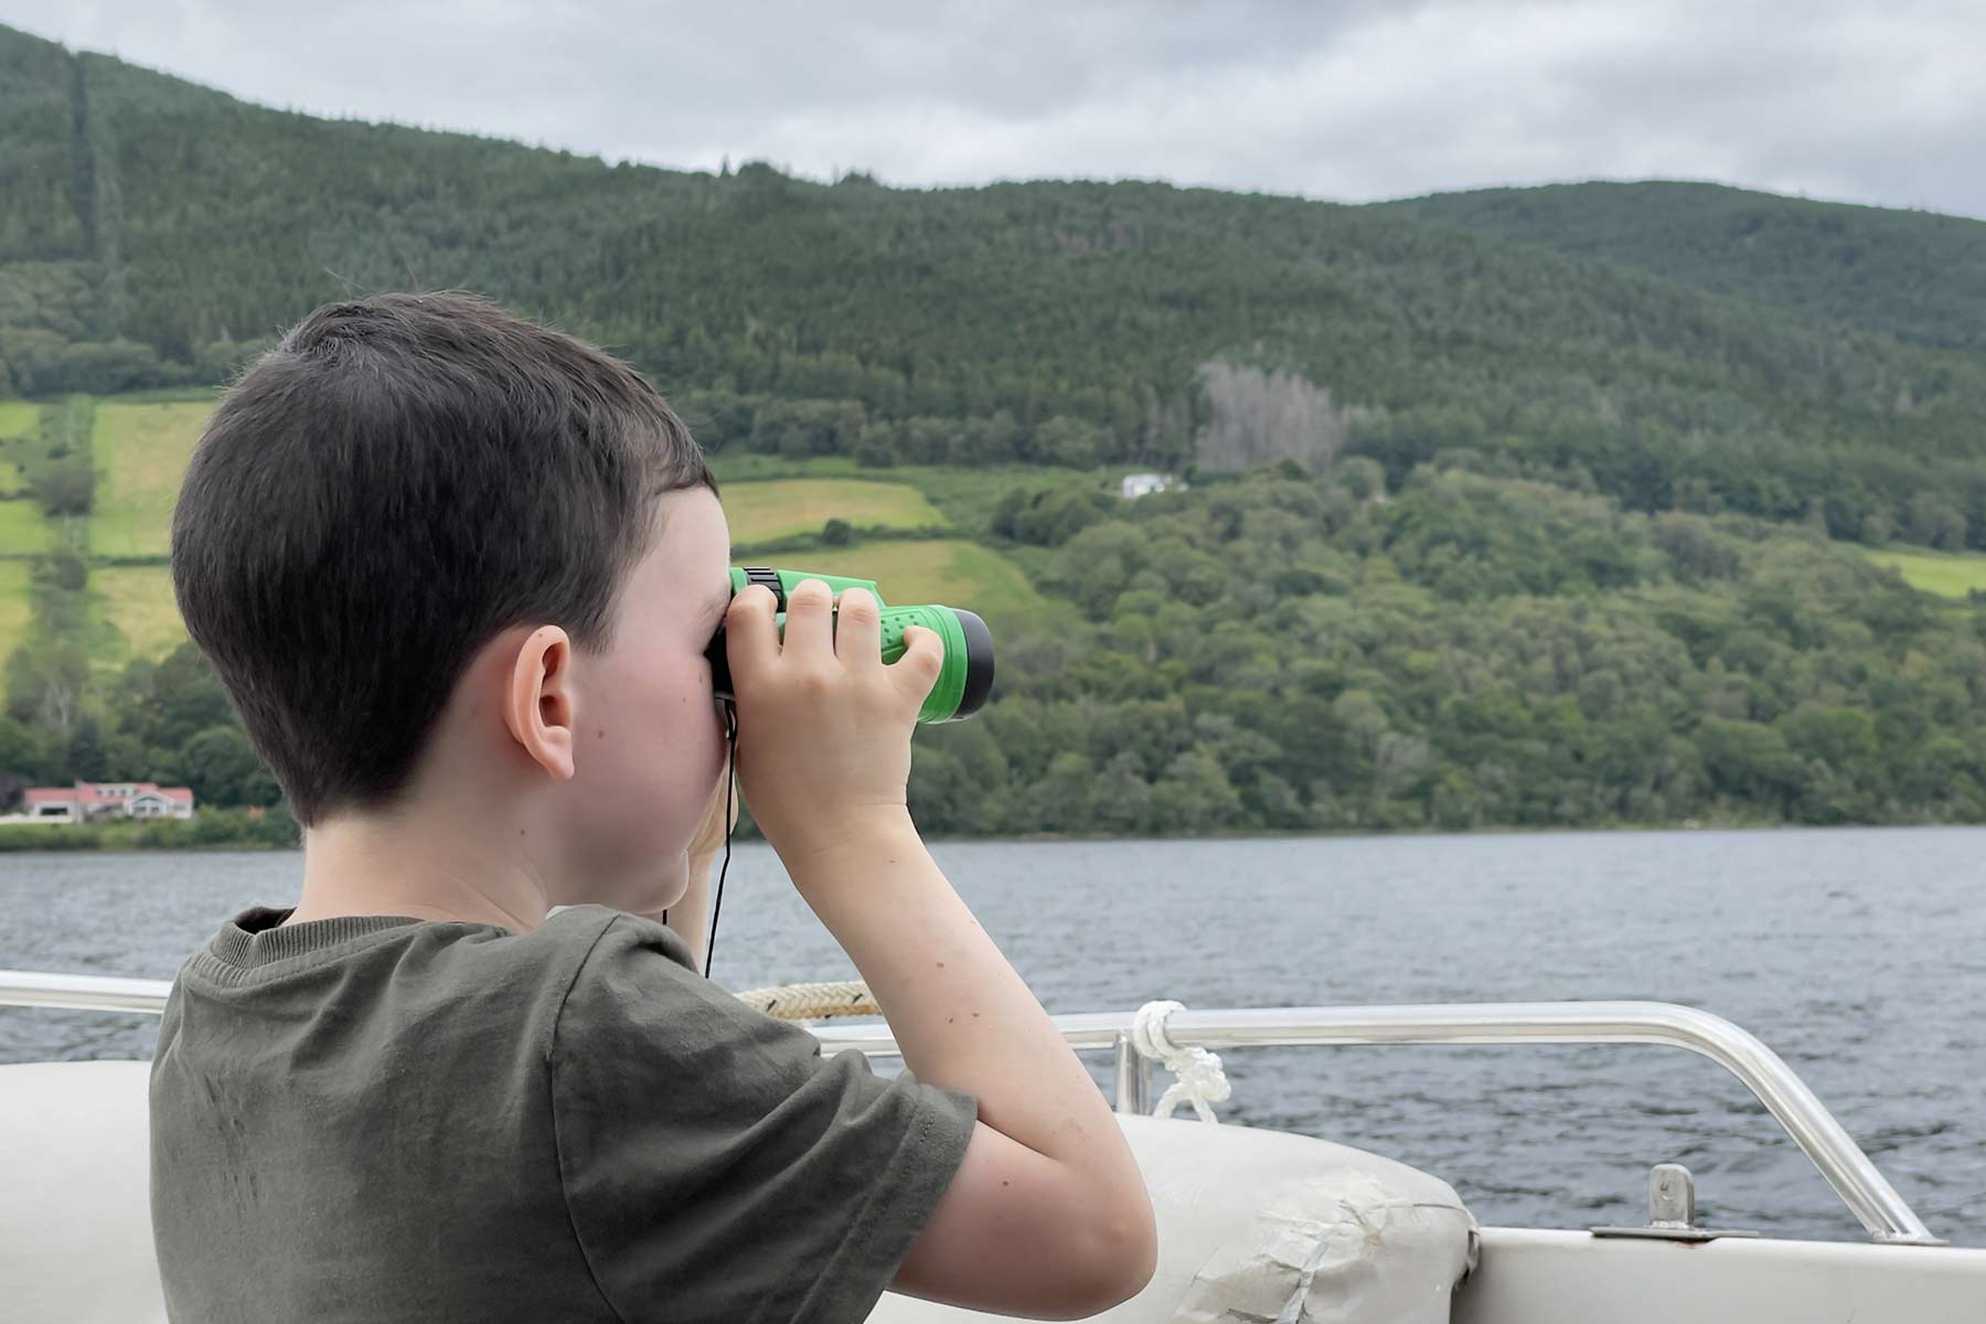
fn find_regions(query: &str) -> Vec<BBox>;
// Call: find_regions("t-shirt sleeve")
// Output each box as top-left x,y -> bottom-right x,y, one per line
550,912 -> 978,1324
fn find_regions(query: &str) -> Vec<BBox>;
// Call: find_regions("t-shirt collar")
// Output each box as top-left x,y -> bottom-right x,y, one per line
208,905 -> 429,969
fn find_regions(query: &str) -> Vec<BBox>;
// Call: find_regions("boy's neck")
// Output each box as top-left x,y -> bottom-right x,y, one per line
291,806 -> 553,935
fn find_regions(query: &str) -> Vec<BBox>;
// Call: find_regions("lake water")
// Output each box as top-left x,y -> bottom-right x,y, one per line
2,828 -> 1982,1246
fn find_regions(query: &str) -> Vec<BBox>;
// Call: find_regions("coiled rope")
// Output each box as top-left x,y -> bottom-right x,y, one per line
733,980 -> 879,1020
1131,999 -> 1231,1123
738,988 -> 1231,1125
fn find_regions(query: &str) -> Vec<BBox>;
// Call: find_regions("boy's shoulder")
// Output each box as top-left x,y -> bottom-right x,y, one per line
542,904 -> 701,984
540,903 -> 691,963
547,905 -> 767,1045
449,904 -> 707,1025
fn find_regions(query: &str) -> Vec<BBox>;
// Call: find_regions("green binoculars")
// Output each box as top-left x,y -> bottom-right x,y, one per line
705,566 -> 995,722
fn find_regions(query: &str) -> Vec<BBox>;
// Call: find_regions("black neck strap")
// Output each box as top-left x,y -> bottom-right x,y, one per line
663,699 -> 738,979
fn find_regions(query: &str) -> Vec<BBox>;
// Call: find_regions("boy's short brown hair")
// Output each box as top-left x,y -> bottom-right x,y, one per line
171,290 -> 714,827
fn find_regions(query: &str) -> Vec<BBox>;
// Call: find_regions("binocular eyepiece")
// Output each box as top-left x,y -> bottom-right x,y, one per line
704,566 -> 996,723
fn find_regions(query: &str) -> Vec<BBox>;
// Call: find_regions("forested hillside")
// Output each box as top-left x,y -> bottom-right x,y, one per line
6,23 -> 1986,549
5,23 -> 1986,844
1377,181 -> 1986,353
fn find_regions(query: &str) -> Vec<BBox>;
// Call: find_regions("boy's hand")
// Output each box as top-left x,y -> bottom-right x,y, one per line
724,579 -> 942,865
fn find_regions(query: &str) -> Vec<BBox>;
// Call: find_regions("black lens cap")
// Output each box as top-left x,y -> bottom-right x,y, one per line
953,609 -> 995,719
705,628 -> 733,699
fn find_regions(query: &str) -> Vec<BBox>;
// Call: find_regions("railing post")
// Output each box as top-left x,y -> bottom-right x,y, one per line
1112,1032 -> 1150,1115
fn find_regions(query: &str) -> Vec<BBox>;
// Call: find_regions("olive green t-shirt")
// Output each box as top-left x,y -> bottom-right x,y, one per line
148,903 -> 977,1323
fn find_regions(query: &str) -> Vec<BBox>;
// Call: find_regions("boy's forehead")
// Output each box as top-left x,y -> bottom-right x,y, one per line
654,485 -> 728,550
630,488 -> 730,611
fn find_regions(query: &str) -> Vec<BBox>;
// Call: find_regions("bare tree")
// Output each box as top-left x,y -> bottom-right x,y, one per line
1194,360 -> 1357,473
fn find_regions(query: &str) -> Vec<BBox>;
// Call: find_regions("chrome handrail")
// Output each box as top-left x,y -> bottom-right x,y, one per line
0,972 -> 1941,1246
0,970 -> 173,1015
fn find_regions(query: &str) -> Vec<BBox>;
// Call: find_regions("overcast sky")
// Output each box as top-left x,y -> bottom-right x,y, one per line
8,1 -> 1984,219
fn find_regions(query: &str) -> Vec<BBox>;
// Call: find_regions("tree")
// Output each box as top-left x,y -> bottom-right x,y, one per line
1032,416 -> 1105,469
1332,456 -> 1386,502
0,716 -> 44,808
65,712 -> 108,782
5,639 -> 90,735
1150,748 -> 1241,833
179,725 -> 263,806
1088,752 -> 1153,833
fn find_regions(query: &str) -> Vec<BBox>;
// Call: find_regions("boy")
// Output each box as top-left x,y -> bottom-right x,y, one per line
151,291 -> 1156,1322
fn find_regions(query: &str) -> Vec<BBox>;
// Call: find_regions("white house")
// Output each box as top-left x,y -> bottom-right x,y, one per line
7,781 -> 196,825
1121,472 -> 1177,499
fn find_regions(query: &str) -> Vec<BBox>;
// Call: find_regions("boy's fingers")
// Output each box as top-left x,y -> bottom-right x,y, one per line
892,624 -> 945,701
725,585 -> 779,682
782,577 -> 835,659
836,587 -> 882,669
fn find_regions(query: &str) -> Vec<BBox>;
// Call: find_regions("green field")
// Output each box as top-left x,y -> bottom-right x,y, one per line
94,565 -> 189,660
710,455 -> 1106,533
0,498 -> 47,554
0,400 -> 36,440
73,539 -> 1039,663
0,400 -> 38,501
724,478 -> 946,545
789,538 -> 1047,624
0,559 -> 31,662
63,409 -> 1053,562
1863,548 -> 1986,598
91,401 -> 209,557
0,393 -> 1055,674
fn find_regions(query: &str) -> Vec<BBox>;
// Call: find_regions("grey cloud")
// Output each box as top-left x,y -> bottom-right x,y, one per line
6,0 -> 1983,217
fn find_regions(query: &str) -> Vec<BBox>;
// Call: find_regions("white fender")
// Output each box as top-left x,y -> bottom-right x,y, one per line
870,1113 -> 1477,1323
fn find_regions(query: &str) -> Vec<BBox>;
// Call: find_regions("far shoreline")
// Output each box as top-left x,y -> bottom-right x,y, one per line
4,815 -> 1984,855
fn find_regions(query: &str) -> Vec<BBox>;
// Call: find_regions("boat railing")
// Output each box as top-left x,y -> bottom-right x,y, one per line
0,971 -> 1942,1246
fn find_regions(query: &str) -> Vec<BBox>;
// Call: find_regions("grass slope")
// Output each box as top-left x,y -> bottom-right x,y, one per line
723,478 -> 945,544
0,401 -> 36,439
91,401 -> 208,557
0,499 -> 47,554
0,559 -> 31,661
712,455 -> 1105,533
0,393 -> 1053,669
93,564 -> 188,659
1863,548 -> 1986,599
789,539 -> 1047,624
0,401 -> 41,500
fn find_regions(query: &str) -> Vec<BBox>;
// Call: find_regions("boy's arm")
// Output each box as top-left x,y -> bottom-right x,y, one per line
727,581 -> 1157,1319
794,816 -> 1156,1318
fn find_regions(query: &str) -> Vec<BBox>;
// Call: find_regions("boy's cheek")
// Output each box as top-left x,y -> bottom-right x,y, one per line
584,667 -> 728,859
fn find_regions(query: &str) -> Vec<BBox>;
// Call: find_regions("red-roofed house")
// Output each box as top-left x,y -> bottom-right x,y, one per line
14,781 -> 195,824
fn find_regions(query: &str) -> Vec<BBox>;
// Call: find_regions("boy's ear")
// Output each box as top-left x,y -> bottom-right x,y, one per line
503,626 -> 578,782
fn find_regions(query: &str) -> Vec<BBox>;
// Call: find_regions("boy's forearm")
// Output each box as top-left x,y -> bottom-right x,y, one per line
789,812 -> 1132,1180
